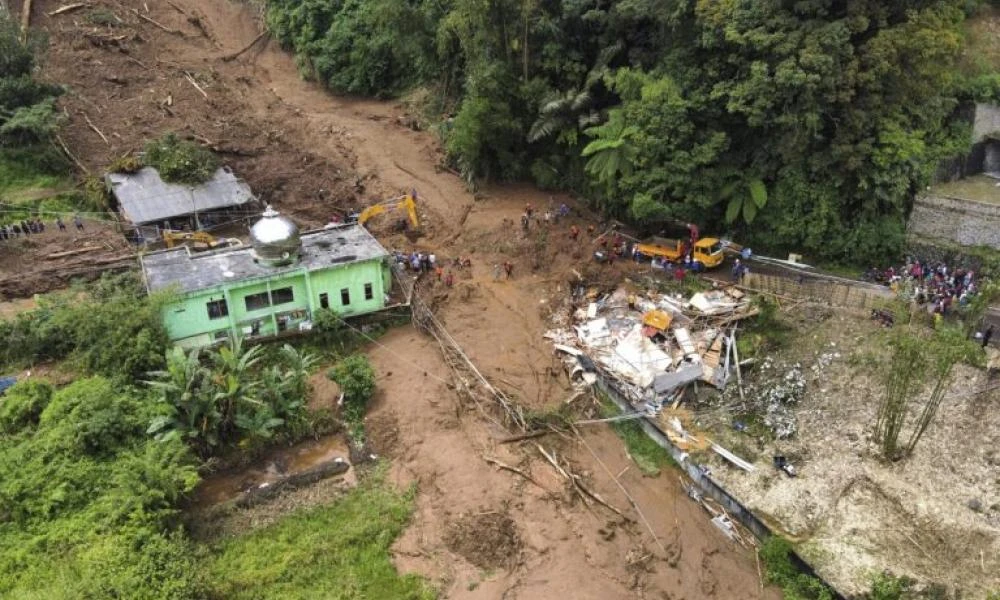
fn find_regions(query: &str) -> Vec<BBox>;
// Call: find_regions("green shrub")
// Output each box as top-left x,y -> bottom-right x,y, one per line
868,571 -> 910,600
0,272 -> 171,381
0,380 -> 52,434
328,354 -> 376,445
78,530 -> 207,600
39,377 -> 154,456
0,376 -> 201,599
758,536 -> 833,600
143,133 -> 219,184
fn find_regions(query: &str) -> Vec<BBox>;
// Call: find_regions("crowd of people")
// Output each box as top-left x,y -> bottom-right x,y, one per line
391,248 -> 491,288
0,214 -> 84,241
867,258 -> 981,317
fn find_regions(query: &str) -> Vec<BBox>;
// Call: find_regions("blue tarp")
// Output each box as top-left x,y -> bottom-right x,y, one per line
0,376 -> 17,396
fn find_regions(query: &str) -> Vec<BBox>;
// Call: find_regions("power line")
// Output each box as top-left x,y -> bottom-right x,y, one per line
330,311 -> 453,387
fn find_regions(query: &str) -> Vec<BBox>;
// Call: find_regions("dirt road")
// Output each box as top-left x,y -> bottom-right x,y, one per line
21,0 -> 779,596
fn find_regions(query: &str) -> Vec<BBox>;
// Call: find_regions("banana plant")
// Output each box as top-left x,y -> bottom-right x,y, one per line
719,176 -> 768,225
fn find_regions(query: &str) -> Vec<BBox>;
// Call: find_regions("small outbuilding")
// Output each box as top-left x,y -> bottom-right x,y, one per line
107,166 -> 258,240
140,207 -> 393,348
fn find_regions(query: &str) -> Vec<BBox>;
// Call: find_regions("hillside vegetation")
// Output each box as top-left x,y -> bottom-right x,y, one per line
267,0 -> 1000,264
0,273 -> 426,599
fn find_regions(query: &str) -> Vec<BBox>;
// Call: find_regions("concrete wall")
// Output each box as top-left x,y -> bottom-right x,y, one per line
973,103 -> 1000,143
908,194 -> 1000,249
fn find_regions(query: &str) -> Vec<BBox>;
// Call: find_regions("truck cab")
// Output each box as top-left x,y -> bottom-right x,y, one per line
635,236 -> 724,269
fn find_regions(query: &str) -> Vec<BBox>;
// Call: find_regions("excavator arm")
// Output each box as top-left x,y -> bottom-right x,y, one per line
356,193 -> 419,230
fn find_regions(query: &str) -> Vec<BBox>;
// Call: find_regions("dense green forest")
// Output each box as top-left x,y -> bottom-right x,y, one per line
266,0 -> 1000,263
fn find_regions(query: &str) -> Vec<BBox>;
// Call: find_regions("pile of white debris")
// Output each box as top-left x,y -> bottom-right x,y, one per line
545,285 -> 758,414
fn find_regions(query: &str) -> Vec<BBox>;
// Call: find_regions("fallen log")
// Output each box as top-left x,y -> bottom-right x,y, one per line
497,430 -> 548,444
47,2 -> 88,16
235,458 -> 349,509
20,0 -> 31,33
46,245 -> 102,260
221,30 -> 268,62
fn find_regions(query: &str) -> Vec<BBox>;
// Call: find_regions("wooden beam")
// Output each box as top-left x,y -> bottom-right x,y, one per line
20,0 -> 32,35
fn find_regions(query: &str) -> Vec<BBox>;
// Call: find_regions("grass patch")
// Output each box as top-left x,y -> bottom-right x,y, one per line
206,469 -> 434,600
959,4 -> 1000,76
598,394 -> 674,476
0,148 -> 68,194
759,536 -> 834,600
0,146 -> 87,225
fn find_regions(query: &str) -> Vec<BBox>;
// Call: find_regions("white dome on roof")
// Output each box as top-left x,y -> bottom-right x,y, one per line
250,206 -> 301,266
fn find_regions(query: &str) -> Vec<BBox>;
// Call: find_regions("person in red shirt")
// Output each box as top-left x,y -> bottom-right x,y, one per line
687,223 -> 699,246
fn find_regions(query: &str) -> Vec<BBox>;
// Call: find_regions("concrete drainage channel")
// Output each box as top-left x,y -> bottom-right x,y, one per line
597,376 -> 848,600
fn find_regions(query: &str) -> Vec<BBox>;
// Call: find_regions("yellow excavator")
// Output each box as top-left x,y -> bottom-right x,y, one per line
350,191 -> 420,233
162,230 -> 242,251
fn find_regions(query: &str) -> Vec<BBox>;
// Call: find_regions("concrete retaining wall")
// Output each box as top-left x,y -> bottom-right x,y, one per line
973,103 -> 1000,143
597,377 -> 847,600
908,194 -> 1000,249
744,272 -> 891,311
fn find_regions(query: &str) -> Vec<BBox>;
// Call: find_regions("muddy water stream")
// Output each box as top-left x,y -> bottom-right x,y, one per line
193,435 -> 355,506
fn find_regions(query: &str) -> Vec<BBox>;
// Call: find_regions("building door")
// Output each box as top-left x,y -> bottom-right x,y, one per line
320,293 -> 329,309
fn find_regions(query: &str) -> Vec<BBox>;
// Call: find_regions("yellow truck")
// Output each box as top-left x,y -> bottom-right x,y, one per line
635,236 -> 725,269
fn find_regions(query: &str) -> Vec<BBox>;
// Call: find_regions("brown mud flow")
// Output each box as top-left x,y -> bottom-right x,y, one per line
19,0 -> 781,597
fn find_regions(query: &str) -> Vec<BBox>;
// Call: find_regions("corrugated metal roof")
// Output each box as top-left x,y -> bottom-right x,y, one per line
140,224 -> 389,295
107,166 -> 255,225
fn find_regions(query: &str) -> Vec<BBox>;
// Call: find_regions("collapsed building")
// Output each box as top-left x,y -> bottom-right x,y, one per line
546,284 -> 759,458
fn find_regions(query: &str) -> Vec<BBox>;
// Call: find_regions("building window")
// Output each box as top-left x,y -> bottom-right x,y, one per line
206,299 -> 229,320
271,287 -> 294,305
340,288 -> 351,306
364,283 -> 373,300
319,293 -> 329,309
244,291 -> 270,312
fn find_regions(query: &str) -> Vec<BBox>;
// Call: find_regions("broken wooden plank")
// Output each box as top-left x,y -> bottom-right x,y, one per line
47,2 -> 88,16
709,441 -> 755,473
184,72 -> 208,98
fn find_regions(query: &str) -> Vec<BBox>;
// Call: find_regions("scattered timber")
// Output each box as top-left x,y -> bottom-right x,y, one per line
47,2 -> 88,16
127,7 -> 180,34
46,246 -> 103,260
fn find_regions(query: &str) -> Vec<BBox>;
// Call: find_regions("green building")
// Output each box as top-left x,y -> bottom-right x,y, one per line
140,208 -> 392,348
